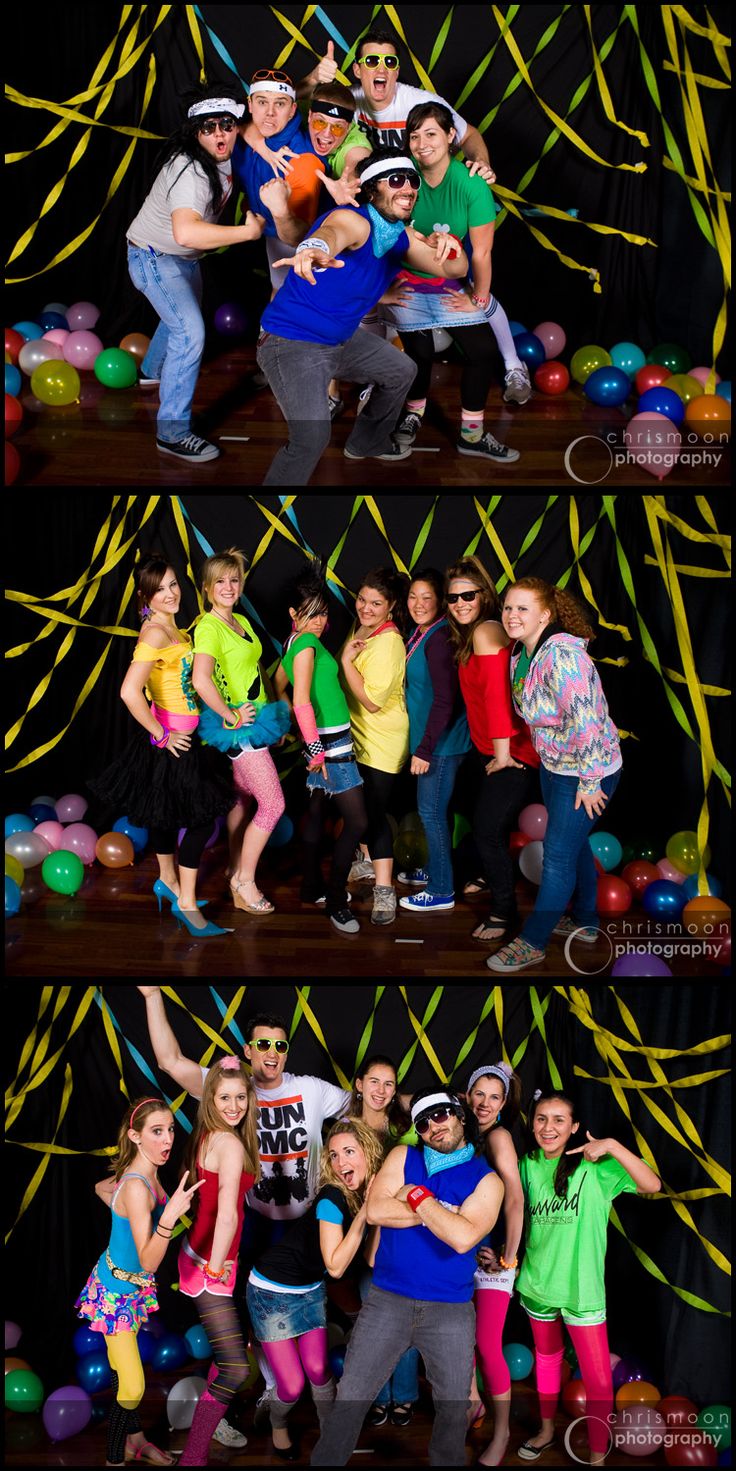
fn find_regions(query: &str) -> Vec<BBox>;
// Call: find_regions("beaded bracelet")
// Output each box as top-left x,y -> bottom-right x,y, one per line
499,1254 -> 518,1269
203,1261 -> 225,1280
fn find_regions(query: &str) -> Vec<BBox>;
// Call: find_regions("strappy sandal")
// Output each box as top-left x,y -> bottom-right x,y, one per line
124,1440 -> 176,1465
471,916 -> 509,944
463,875 -> 490,896
230,877 -> 275,914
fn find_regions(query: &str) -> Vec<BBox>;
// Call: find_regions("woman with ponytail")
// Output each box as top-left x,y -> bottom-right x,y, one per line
516,1087 -> 660,1464
488,577 -> 622,972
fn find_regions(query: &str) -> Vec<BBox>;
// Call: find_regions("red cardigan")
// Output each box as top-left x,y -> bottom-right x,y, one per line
458,646 -> 539,766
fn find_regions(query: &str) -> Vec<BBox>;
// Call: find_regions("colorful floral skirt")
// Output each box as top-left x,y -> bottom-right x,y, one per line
75,1265 -> 159,1336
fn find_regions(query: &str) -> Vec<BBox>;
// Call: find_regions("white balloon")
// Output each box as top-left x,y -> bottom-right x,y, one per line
519,839 -> 544,885
432,328 -> 452,352
167,1375 -> 206,1430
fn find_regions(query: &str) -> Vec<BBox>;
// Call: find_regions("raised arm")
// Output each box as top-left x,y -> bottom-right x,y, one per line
271,208 -> 371,284
403,226 -> 469,280
124,1172 -> 204,1272
412,1169 -> 504,1253
365,1145 -> 420,1229
566,1132 -> 661,1194
137,986 -> 204,1098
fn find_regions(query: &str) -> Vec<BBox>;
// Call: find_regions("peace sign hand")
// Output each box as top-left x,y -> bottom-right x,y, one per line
566,1131 -> 611,1162
160,1173 -> 205,1229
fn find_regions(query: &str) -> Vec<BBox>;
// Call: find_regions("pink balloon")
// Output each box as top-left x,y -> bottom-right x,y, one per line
66,301 -> 100,331
42,329 -> 70,347
34,820 -> 65,851
624,410 -> 680,480
62,821 -> 99,865
55,792 -> 88,822
63,330 -> 104,370
518,803 -> 548,839
688,365 -> 721,388
613,1405 -> 665,1457
656,857 -> 686,885
532,321 -> 567,358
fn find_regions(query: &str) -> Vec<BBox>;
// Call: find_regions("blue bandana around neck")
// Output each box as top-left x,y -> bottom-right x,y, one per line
366,202 -> 407,257
424,1141 -> 475,1178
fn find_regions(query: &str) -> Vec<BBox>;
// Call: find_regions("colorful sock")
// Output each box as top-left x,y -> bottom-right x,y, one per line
485,297 -> 524,371
461,408 -> 484,443
406,398 -> 427,416
178,1388 -> 226,1467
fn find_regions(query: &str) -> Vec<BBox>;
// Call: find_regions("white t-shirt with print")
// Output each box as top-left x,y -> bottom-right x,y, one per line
351,80 -> 468,152
200,1066 -> 351,1221
127,156 -> 233,260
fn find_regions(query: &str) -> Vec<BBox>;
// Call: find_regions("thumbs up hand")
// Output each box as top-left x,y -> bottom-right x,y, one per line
317,40 -> 338,83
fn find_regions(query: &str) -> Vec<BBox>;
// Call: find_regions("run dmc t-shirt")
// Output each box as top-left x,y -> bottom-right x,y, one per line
517,1151 -> 638,1315
200,1066 -> 351,1221
351,81 -> 468,151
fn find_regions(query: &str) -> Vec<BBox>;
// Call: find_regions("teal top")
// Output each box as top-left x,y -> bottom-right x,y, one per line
96,1172 -> 167,1291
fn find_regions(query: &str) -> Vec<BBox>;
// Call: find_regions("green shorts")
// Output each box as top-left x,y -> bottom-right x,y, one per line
519,1291 -> 607,1328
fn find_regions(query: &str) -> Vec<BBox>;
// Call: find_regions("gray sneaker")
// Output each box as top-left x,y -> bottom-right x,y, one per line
213,1420 -> 248,1447
371,885 -> 397,925
156,432 -> 220,462
456,431 -> 520,463
330,907 -> 360,935
503,364 -> 532,404
348,858 -> 376,883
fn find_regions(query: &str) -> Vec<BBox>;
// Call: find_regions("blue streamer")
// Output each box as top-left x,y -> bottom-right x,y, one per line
209,987 -> 247,1048
313,6 -> 350,55
176,499 -> 282,655
277,497 -> 350,612
93,992 -> 193,1131
193,6 -> 250,91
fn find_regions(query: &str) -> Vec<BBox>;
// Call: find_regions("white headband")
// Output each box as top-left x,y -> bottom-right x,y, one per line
249,79 -> 296,100
467,1064 -> 512,1099
360,155 -> 417,185
411,1090 -> 459,1125
188,97 -> 245,119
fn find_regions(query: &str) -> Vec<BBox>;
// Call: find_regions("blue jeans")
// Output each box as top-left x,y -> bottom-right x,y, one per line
416,752 -> 465,896
127,244 -> 205,440
521,765 -> 622,951
359,1268 -> 419,1408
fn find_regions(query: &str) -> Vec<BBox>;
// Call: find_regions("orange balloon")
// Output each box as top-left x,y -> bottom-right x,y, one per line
616,1381 -> 661,1410
119,332 -> 150,364
681,897 -> 731,937
5,1357 -> 31,1375
95,832 -> 135,867
393,335 -> 405,351
683,394 -> 730,438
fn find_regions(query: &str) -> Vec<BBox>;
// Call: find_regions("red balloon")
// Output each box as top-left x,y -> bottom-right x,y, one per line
5,327 -> 25,363
664,1432 -> 718,1467
597,874 -> 632,915
5,393 -> 22,437
534,359 -> 570,395
5,441 -> 20,484
658,1397 -> 699,1429
509,830 -> 532,855
635,363 -> 672,395
621,859 -> 660,898
562,1378 -> 587,1417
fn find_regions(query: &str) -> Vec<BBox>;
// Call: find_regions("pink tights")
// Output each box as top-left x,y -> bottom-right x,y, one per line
474,1288 -> 512,1395
261,1328 -> 330,1403
231,747 -> 285,833
528,1316 -> 613,1456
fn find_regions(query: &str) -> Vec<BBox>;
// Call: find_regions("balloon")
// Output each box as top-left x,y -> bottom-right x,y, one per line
610,342 -> 647,378
5,875 -> 21,916
12,320 -> 43,342
503,1343 -> 534,1380
686,366 -> 719,388
624,410 -> 682,480
31,360 -> 80,406
5,854 -> 24,885
43,301 -> 69,316
400,810 -> 424,832
666,830 -> 710,876
508,321 -> 527,337
5,1322 -> 22,1350
112,816 -> 148,853
66,301 -> 100,331
5,1358 -> 31,1375
72,1325 -> 100,1358
589,831 -> 623,871
656,857 -> 686,885
29,802 -> 57,823
119,332 -> 151,364
584,366 -> 631,406
715,380 -> 730,404
681,897 -> 730,937
571,345 -> 611,384
5,364 -> 22,396
642,880 -> 686,919
327,1323 -> 346,1350
621,860 -> 659,897
611,953 -> 672,977
152,1334 -> 188,1371
243,1346 -> 260,1390
96,832 -> 135,867
637,386 -> 685,424
5,814 -> 34,837
613,1357 -> 653,1390
659,1396 -> 699,1429
75,1353 -> 112,1393
431,328 -> 452,352
5,831 -> 52,868
137,1330 -> 156,1365
562,1378 -> 587,1416
647,342 -> 691,375
42,328 -> 70,348
38,311 -> 69,333
55,822 -> 96,864
665,1435 -> 718,1468
214,302 -> 249,336
18,339 -> 63,376
5,1368 -> 44,1412
94,348 -> 138,388
5,327 -> 25,362
63,330 -> 103,370
453,813 -> 471,847
183,1324 -> 210,1360
597,875 -> 632,915
55,792 -> 88,822
5,441 -> 20,484
666,373 -> 704,406
5,394 -> 23,437
513,332 -> 546,370
167,1375 -> 207,1430
532,321 -> 567,358
613,1405 -> 665,1457
509,829 -> 532,856
534,360 -> 569,395
178,817 -> 222,852
41,849 -> 85,896
518,804 -> 548,839
42,1385 -> 92,1441
698,1409 -> 731,1453
616,1381 -> 662,1409
328,1344 -> 347,1380
519,840 -> 544,885
684,395 -> 730,438
267,813 -> 294,848
635,363 -> 672,395
680,871 -> 722,901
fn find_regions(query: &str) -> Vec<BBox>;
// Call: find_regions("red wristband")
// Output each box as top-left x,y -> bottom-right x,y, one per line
445,232 -> 464,261
406,1185 -> 435,1212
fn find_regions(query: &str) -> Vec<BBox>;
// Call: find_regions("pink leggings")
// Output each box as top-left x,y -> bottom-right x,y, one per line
231,747 -> 285,833
528,1316 -> 613,1456
261,1328 -> 331,1402
474,1288 -> 512,1395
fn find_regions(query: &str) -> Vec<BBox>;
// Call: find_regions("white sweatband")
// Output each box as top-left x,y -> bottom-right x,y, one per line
411,1091 -> 457,1125
296,237 -> 330,255
360,155 -> 416,184
187,97 -> 245,119
467,1064 -> 511,1098
249,79 -> 296,100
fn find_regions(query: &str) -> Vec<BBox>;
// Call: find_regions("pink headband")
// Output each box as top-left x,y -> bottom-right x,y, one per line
130,1098 -> 164,1124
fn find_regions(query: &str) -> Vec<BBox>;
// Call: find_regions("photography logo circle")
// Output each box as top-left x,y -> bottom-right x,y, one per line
564,927 -> 614,975
564,1416 -> 614,1464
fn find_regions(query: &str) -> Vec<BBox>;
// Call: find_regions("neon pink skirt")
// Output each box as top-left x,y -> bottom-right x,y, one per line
152,703 -> 199,734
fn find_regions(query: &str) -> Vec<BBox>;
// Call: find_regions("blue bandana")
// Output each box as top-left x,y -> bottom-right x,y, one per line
366,202 -> 407,257
424,1141 -> 475,1178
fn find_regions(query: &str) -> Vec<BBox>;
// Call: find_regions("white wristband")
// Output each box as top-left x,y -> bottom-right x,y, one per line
296,237 -> 330,255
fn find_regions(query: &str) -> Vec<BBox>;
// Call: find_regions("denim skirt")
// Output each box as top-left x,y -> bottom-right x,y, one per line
307,733 -> 363,795
246,1278 -> 326,1342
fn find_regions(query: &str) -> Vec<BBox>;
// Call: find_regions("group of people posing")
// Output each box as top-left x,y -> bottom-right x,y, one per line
77,990 -> 660,1467
126,28 -> 532,483
89,543 -> 621,971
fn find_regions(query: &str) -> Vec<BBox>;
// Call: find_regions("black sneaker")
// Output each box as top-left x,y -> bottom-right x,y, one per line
156,433 -> 220,462
344,441 -> 411,461
328,394 -> 344,420
394,411 -> 423,446
329,907 -> 360,935
367,1404 -> 389,1427
456,430 -> 520,463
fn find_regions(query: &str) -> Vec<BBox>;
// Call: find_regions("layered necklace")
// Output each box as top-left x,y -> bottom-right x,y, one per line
406,615 -> 445,662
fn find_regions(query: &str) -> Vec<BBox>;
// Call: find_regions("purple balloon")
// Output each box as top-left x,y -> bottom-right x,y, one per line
55,792 -> 88,823
213,302 -> 248,336
66,301 -> 100,332
178,818 -> 222,851
611,954 -> 672,977
62,822 -> 98,865
612,1356 -> 652,1391
5,1320 -> 22,1350
42,1385 -> 92,1442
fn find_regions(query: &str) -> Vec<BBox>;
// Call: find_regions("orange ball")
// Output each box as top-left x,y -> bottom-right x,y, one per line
119,332 -> 150,364
683,394 -> 730,438
5,1357 -> 32,1375
616,1380 -> 662,1410
681,897 -> 731,937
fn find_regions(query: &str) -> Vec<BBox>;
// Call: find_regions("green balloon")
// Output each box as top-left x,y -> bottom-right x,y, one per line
665,829 -> 711,876
41,847 -> 85,895
570,345 -> 611,385
696,1405 -> 731,1451
5,1368 -> 44,1413
93,347 -> 138,388
647,342 -> 692,374
453,813 -> 471,848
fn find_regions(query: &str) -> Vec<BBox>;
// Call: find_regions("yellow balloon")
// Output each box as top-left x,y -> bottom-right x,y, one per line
666,373 -> 704,406
5,854 -> 24,886
30,359 -> 80,406
570,345 -> 612,385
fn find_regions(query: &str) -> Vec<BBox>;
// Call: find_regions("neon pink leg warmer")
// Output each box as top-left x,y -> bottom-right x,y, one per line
567,1322 -> 613,1456
178,1388 -> 224,1467
474,1289 -> 512,1395
528,1315 -> 565,1420
231,747 -> 285,833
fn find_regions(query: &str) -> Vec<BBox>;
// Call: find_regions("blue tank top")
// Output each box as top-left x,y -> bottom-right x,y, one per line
96,1172 -> 168,1291
405,619 -> 470,759
261,207 -> 410,346
373,1146 -> 493,1303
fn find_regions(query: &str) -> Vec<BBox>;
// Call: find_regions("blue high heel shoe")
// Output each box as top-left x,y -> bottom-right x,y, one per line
171,901 -> 233,938
153,879 -> 208,913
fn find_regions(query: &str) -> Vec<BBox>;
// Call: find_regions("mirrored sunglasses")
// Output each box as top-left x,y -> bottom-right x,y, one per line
447,590 -> 480,604
415,1107 -> 455,1135
198,116 -> 237,134
385,170 -> 420,190
360,54 -> 400,69
252,1037 -> 289,1053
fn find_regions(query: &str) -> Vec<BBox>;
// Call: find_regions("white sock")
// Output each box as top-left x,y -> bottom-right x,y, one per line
485,296 -> 524,371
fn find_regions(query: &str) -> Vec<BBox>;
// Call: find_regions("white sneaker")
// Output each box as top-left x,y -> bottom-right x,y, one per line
213,1419 -> 248,1447
503,364 -> 532,404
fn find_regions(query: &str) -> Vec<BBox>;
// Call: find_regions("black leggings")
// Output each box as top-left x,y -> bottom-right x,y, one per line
149,822 -> 214,869
358,764 -> 398,863
107,1370 -> 141,1465
472,750 -> 541,922
196,1291 -> 250,1407
301,783 -> 368,913
401,323 -> 499,410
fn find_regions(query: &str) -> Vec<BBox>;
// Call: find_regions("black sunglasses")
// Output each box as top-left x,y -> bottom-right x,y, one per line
198,116 -> 237,134
415,1106 -> 455,1135
252,1037 -> 289,1054
447,590 -> 480,604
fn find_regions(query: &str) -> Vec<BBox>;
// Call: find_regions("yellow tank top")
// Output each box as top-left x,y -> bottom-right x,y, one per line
132,633 -> 198,715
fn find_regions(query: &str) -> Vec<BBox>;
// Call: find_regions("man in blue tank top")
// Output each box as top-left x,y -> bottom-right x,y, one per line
311,1087 -> 503,1466
256,148 -> 469,486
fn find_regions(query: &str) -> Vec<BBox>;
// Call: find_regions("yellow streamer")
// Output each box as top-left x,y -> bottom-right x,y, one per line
583,5 -> 650,144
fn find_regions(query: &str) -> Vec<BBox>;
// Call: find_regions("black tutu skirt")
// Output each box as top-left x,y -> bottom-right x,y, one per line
88,731 -> 236,831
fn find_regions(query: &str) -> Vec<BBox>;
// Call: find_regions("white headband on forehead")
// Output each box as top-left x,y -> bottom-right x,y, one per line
188,97 -> 245,119
410,1090 -> 458,1125
249,79 -> 296,100
467,1064 -> 512,1099
360,155 -> 417,185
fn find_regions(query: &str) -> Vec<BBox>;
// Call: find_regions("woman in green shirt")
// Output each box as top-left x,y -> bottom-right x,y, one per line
516,1086 -> 660,1465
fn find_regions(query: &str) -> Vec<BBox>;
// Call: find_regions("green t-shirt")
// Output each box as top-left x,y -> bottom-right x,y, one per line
410,156 -> 496,279
517,1151 -> 638,1315
193,611 -> 265,707
281,632 -> 350,730
328,120 -> 371,180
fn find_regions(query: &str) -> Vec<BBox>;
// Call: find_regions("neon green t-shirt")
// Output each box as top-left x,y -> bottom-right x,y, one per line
329,121 -> 372,179
517,1151 -> 638,1315
410,156 -> 496,280
193,611 -> 265,707
281,632 -> 350,729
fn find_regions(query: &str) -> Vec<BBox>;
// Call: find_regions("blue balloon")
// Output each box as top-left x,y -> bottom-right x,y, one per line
328,1344 -> 347,1380
184,1324 -> 211,1359
29,803 -> 57,824
514,332 -> 546,370
642,880 -> 686,919
12,320 -> 43,342
267,813 -> 294,849
503,1342 -> 535,1380
112,816 -> 149,853
76,1352 -> 113,1392
589,832 -> 623,871
5,364 -> 22,397
508,321 -> 527,337
584,366 -> 631,407
680,871 -> 723,901
38,311 -> 69,332
152,1333 -> 188,1371
5,813 -> 35,837
72,1325 -> 100,1358
5,875 -> 21,917
637,386 -> 685,423
609,342 -> 646,378
715,380 -> 731,404
137,1330 -> 156,1365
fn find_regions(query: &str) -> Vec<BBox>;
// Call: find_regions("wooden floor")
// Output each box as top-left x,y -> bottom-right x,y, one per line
10,346 -> 731,487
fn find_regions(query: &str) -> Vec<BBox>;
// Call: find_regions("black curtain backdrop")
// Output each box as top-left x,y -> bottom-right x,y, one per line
5,493 -> 732,886
4,984 -> 731,1412
5,5 -> 731,369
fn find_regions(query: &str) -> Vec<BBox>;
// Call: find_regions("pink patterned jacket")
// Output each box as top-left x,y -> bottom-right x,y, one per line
510,633 -> 621,796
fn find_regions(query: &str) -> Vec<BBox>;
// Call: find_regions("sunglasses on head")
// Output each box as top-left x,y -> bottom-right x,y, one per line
251,68 -> 292,83
447,589 -> 480,604
384,170 -> 420,190
310,115 -> 349,137
415,1106 -> 456,1135
252,1037 -> 289,1054
360,53 -> 400,69
198,116 -> 237,134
